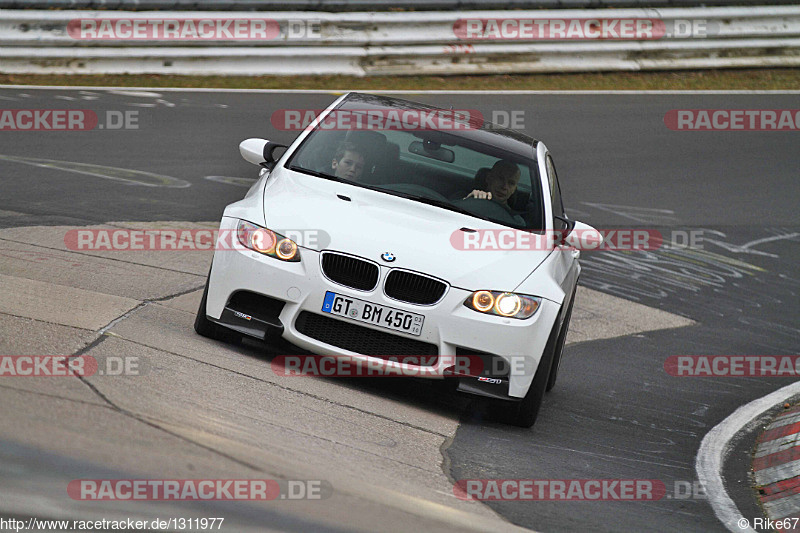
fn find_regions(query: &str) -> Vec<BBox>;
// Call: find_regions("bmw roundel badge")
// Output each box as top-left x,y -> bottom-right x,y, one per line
381,252 -> 396,262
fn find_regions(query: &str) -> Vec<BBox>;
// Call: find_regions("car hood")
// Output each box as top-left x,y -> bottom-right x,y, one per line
262,170 -> 551,291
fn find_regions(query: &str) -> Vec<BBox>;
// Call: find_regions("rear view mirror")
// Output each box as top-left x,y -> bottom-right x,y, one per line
239,138 -> 288,169
409,140 -> 455,163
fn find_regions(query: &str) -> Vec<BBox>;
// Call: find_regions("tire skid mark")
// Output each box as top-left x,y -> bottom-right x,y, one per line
0,155 -> 190,188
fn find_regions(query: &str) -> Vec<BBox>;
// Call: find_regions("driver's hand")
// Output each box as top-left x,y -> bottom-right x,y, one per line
465,189 -> 492,200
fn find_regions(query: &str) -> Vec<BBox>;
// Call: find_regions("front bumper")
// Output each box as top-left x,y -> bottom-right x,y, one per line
206,216 -> 560,399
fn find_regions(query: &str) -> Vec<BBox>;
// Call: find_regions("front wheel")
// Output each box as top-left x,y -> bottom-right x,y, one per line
492,316 -> 560,428
194,268 -> 240,343
546,288 -> 576,392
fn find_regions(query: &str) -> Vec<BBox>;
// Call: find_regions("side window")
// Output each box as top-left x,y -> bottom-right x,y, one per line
545,155 -> 567,231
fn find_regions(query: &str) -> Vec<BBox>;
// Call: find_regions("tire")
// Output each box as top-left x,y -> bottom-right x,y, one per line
194,268 -> 240,343
493,316 -> 561,428
546,287 -> 576,392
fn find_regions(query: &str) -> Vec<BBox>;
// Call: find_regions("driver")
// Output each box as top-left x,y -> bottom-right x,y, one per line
331,142 -> 366,181
464,160 -> 526,224
465,160 -> 520,206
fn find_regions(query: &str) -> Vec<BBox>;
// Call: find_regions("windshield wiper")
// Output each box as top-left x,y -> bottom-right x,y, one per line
390,192 -> 537,231
289,166 -> 349,184
383,191 -> 478,218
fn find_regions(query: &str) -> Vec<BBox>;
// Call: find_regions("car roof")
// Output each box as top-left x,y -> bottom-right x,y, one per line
337,92 -> 539,160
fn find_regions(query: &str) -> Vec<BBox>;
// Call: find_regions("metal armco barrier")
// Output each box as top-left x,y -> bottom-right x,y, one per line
1,0 -> 799,10
0,7 -> 798,75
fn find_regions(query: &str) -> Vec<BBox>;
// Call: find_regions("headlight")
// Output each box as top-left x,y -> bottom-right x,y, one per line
472,291 -> 494,312
495,293 -> 521,317
276,238 -> 298,260
237,220 -> 300,262
464,291 -> 541,319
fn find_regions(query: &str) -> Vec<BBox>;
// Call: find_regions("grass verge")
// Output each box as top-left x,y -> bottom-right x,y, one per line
1,69 -> 799,91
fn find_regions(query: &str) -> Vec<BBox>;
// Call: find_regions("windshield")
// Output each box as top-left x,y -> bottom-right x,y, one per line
286,111 -> 543,230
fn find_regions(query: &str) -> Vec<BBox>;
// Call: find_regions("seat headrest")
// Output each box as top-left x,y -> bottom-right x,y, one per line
474,167 -> 491,190
344,130 -> 387,152
385,141 -> 400,161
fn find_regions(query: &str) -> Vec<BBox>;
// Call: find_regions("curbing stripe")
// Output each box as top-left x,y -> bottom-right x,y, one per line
762,492 -> 800,520
697,382 -> 800,533
769,413 -> 800,429
755,434 -> 800,459
754,447 -> 800,472
775,405 -> 800,419
760,478 -> 800,502
755,404 -> 800,526
759,422 -> 800,444
755,459 -> 800,489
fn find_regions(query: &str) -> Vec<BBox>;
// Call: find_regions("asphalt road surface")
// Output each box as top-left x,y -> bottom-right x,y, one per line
0,87 -> 798,532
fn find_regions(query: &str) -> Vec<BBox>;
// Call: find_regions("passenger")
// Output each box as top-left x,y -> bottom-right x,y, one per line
331,142 -> 366,181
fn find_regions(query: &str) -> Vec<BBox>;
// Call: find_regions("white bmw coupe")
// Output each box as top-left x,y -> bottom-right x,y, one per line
195,92 -> 601,427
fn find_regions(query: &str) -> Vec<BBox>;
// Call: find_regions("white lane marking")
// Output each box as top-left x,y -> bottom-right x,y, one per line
696,381 -> 800,533
703,230 -> 800,259
0,155 -> 191,188
2,85 -> 800,95
106,90 -> 163,98
581,201 -> 677,224
102,90 -> 175,107
740,233 -> 800,251
204,175 -> 256,188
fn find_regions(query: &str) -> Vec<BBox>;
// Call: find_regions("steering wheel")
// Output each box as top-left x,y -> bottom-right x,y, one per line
455,197 -> 521,223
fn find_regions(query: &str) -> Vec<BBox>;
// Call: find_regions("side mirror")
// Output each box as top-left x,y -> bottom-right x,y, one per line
554,215 -> 576,245
564,220 -> 604,250
239,138 -> 288,169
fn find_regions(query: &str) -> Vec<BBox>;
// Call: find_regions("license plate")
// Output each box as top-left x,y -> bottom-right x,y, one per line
321,291 -> 424,336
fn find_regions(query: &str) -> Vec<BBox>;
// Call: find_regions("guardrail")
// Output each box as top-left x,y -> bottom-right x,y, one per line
1,7 -> 798,75
2,0 -> 799,10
